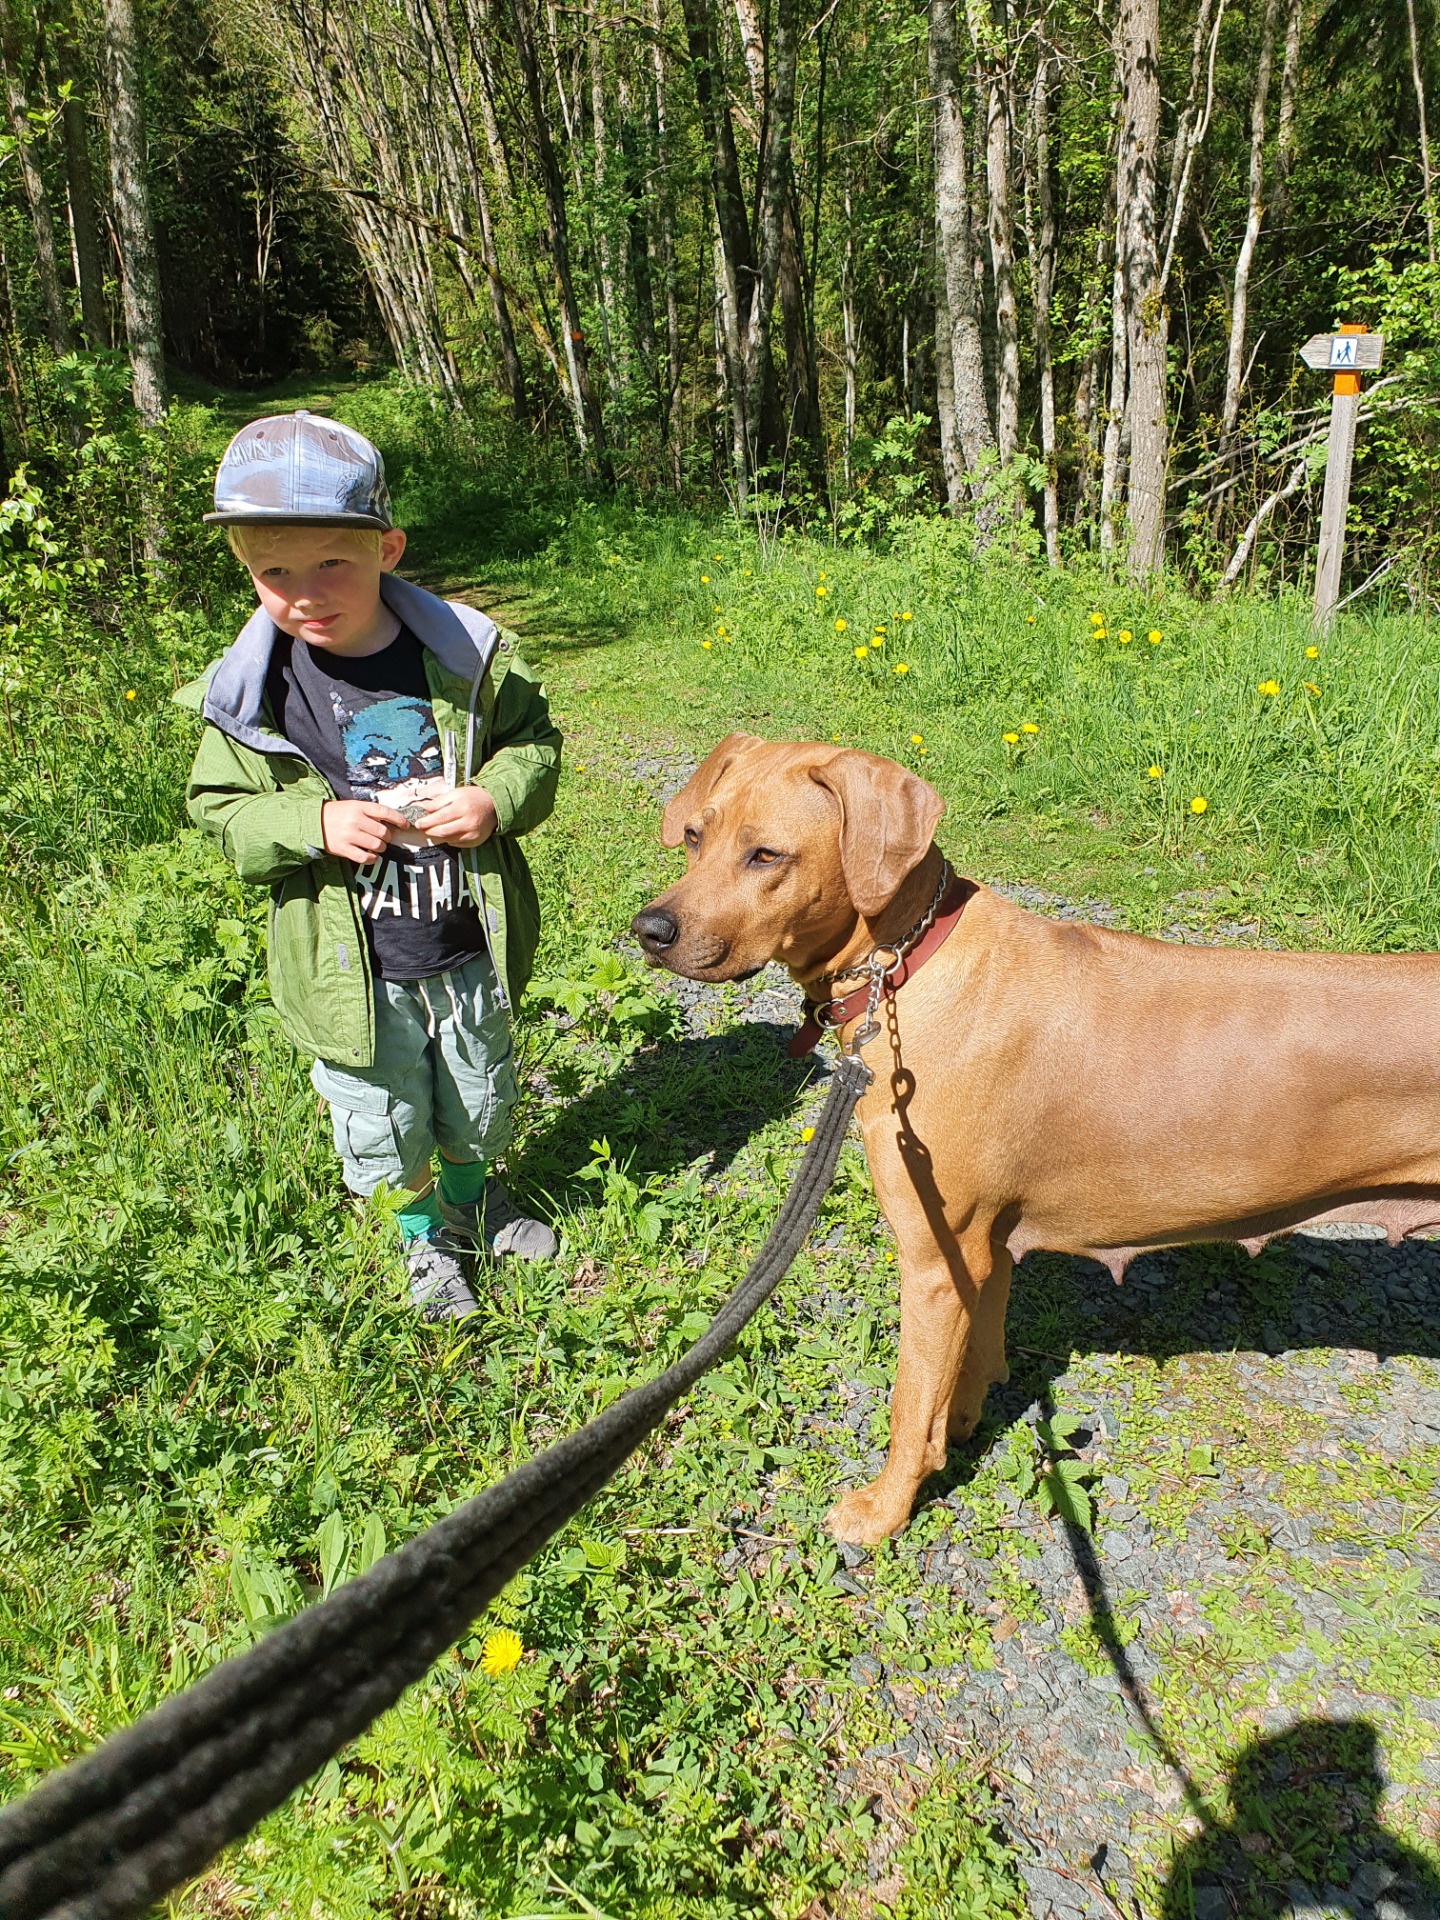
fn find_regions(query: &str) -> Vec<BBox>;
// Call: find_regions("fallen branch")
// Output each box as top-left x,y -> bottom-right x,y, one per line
1216,453 -> 1310,591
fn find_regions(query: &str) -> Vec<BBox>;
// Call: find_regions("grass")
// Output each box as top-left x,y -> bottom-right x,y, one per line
1,382 -> 1438,1913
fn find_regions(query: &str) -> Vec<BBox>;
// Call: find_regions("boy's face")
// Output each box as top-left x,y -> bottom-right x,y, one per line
241,526 -> 407,654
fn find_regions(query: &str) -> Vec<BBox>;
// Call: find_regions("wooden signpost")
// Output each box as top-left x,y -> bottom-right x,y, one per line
1300,324 -> 1384,626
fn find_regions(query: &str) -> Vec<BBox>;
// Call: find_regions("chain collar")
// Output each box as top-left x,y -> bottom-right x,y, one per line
810,858 -> 951,1057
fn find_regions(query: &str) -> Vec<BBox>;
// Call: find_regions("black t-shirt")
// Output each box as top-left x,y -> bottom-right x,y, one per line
266,624 -> 489,982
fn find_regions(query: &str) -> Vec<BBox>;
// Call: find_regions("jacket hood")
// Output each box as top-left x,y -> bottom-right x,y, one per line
193,574 -> 499,753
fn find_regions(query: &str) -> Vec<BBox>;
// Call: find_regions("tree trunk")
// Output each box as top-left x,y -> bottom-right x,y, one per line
588,24 -> 626,404
1030,39 -> 1061,566
982,17 -> 1020,462
419,0 -> 529,420
54,4 -> 106,349
648,0 -> 682,471
1,1 -> 71,354
509,0 -> 610,476
1407,0 -> 1437,266
1116,0 -> 1166,577
1159,0 -> 1222,293
1098,222 -> 1127,551
928,0 -> 994,500
100,0 -> 164,423
1220,0 -> 1280,444
1271,0 -> 1302,236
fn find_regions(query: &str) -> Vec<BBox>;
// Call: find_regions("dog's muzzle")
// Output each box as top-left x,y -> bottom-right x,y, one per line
632,905 -> 680,954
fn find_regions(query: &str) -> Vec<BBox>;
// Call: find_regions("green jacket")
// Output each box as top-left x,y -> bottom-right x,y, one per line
175,574 -> 561,1067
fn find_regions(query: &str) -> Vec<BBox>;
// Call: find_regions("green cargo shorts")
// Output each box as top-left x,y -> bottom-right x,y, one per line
310,950 -> 518,1195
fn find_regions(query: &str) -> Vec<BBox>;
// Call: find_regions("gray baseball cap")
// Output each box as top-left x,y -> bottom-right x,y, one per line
205,410 -> 393,529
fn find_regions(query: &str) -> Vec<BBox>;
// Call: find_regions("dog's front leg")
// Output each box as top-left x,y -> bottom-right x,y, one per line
826,1227 -> 1009,1546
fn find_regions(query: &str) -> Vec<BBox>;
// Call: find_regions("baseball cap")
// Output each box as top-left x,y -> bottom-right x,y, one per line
205,410 -> 393,529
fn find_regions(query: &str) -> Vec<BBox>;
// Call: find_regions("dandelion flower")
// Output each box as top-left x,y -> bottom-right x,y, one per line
875,624 -> 887,634
800,1126 -> 815,1143
481,1628 -> 523,1677
893,663 -> 910,675
1094,627 -> 1108,641
713,553 -> 722,561
1118,628 -> 1134,645
1258,679 -> 1280,697
1147,765 -> 1162,779
1089,611 -> 1105,627
1148,629 -> 1162,645
901,609 -> 912,621
716,625 -> 727,636
910,733 -> 923,746
1304,680 -> 1321,696
744,567 -> 753,577
700,574 -> 709,585
713,604 -> 722,614
872,633 -> 885,646
1027,615 -> 1036,625
831,734 -> 841,743
816,585 -> 827,598
819,570 -> 828,580
124,688 -> 136,700
1305,645 -> 1319,659
701,639 -> 712,650
576,763 -> 586,772
854,645 -> 869,659
1020,722 -> 1039,735
835,618 -> 847,632
1190,796 -> 1208,815
1003,731 -> 1020,745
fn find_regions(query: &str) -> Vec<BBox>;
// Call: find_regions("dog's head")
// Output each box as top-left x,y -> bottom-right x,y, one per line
631,733 -> 945,981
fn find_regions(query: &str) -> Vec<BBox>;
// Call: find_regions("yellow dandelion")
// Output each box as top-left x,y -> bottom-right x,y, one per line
1003,731 -> 1020,745
835,618 -> 847,632
901,610 -> 912,621
872,633 -> 885,646
800,1125 -> 815,1143
701,640 -> 712,650
1094,627 -> 1108,641
831,734 -> 841,742
1020,722 -> 1039,735
875,625 -> 887,634
819,570 -> 828,580
1190,796 -> 1208,815
854,645 -> 869,659
481,1628 -> 523,1676
1258,679 -> 1280,697
1147,765 -> 1162,780
1305,645 -> 1319,659
744,567 -> 753,577
716,625 -> 727,636
713,553 -> 722,561
910,733 -> 923,745
1089,611 -> 1105,627
124,688 -> 137,700
1304,680 -> 1321,696
1118,628 -> 1134,645
1148,629 -> 1162,645
700,574 -> 709,585
816,585 -> 827,598
1027,615 -> 1036,625
893,662 -> 910,675
713,604 -> 722,614
576,763 -> 586,772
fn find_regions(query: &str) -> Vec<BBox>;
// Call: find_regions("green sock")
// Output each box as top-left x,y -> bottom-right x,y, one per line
438,1157 -> 487,1207
396,1189 -> 444,1244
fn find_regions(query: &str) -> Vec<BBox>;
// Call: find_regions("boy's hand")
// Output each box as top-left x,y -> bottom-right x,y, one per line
418,785 -> 498,848
322,799 -> 409,863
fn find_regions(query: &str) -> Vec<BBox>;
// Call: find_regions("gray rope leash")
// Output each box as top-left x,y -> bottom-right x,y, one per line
0,1051 -> 871,1920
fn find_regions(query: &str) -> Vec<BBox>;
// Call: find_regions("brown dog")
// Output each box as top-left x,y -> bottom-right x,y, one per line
632,733 -> 1440,1545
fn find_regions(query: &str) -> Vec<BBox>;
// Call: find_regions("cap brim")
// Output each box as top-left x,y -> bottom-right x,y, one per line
204,509 -> 392,529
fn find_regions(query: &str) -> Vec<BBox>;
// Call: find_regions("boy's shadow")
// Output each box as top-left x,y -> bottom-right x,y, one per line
1163,1719 -> 1440,1920
510,1019 -> 827,1212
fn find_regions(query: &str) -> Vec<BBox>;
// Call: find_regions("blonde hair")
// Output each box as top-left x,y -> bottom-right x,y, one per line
226,524 -> 385,568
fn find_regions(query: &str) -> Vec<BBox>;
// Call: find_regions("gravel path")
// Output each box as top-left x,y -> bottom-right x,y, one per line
626,825 -> 1440,1920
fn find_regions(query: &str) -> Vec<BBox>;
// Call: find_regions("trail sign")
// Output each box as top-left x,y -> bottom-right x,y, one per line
1299,332 -> 1384,373
1303,325 -> 1382,627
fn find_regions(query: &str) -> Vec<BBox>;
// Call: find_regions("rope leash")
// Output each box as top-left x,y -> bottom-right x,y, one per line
0,1051 -> 872,1920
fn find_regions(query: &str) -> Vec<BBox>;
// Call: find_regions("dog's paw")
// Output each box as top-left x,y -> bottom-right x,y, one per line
826,1480 -> 912,1546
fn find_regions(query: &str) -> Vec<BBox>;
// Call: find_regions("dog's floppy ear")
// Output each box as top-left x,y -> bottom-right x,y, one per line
809,750 -> 945,916
661,732 -> 763,846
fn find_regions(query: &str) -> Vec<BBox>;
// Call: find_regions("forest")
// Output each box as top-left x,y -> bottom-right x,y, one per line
0,0 -> 1436,583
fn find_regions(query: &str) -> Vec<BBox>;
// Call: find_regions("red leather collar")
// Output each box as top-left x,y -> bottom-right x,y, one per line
787,876 -> 976,1058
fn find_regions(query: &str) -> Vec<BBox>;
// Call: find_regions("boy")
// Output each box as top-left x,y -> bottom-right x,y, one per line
178,411 -> 561,1324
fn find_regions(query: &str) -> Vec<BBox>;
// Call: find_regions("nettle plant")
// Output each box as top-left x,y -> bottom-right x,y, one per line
996,1411 -> 1097,1532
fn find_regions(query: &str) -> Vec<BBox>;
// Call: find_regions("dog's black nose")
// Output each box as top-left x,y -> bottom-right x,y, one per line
632,905 -> 679,952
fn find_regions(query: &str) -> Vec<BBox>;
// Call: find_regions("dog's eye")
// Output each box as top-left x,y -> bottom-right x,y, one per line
684,826 -> 701,850
747,846 -> 784,867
